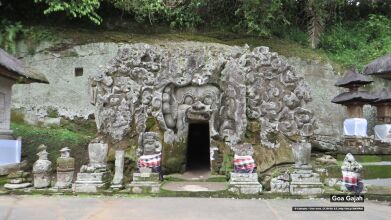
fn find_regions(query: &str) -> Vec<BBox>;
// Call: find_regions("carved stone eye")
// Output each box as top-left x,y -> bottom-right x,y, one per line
184,95 -> 193,105
203,96 -> 213,105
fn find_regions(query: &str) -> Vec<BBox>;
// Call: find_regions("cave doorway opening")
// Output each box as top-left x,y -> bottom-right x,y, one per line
186,122 -> 211,172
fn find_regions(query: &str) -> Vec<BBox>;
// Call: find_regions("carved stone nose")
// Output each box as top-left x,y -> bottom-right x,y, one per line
192,101 -> 205,111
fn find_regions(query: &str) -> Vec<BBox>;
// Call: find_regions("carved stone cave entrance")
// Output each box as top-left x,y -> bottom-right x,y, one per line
186,122 -> 211,171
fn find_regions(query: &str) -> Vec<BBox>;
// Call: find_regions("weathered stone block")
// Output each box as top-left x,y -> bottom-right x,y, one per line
228,173 -> 262,195
128,172 -> 161,193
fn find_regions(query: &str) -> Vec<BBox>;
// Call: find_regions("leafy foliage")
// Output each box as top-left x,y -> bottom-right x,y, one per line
320,14 -> 391,69
234,0 -> 288,37
34,0 -> 102,24
306,0 -> 325,49
0,20 -> 24,53
0,20 -> 56,54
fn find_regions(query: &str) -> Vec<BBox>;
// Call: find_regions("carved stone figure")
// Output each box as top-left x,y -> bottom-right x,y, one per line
290,142 -> 323,195
73,139 -> 109,193
55,147 -> 75,189
229,143 -> 262,194
129,132 -> 162,193
341,153 -> 364,193
90,43 -> 317,180
33,145 -> 52,188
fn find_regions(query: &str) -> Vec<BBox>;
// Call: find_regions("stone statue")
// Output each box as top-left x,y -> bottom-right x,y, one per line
290,141 -> 323,195
55,147 -> 75,189
32,144 -> 52,188
228,143 -> 262,194
129,131 -> 162,193
74,139 -> 109,193
341,153 -> 363,193
90,43 -> 317,181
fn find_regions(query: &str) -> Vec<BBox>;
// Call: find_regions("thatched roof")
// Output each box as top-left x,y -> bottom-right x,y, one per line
0,48 -> 48,83
335,68 -> 373,88
332,91 -> 377,104
372,89 -> 391,104
363,54 -> 391,79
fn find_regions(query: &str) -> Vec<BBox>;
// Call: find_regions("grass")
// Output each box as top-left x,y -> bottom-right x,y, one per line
327,165 -> 391,179
336,155 -> 391,163
11,122 -> 93,172
24,25 -> 335,70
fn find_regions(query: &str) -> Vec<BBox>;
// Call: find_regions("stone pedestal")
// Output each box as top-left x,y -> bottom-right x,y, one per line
289,168 -> 323,195
290,142 -> 323,195
270,173 -> 290,193
54,148 -> 75,189
73,172 -> 110,193
4,171 -> 32,190
73,141 -> 110,193
128,172 -> 161,193
32,147 -> 52,189
228,173 -> 262,195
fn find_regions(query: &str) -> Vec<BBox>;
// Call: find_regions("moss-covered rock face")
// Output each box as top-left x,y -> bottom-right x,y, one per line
162,141 -> 187,174
252,133 -> 294,173
11,122 -> 92,173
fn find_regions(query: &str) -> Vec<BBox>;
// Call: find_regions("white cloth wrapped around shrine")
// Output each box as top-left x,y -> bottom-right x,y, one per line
0,139 -> 21,165
374,124 -> 391,142
343,118 -> 368,137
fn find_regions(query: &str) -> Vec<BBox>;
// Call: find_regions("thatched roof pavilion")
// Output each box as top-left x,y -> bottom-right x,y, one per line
363,54 -> 391,79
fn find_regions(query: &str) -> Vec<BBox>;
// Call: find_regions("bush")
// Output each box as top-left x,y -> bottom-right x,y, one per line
320,14 -> 391,69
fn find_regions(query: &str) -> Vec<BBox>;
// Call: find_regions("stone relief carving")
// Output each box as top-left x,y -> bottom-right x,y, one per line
91,43 -> 315,150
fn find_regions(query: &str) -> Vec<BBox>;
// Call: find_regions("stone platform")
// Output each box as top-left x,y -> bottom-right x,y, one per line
128,173 -> 161,193
73,172 -> 110,193
228,173 -> 262,195
289,169 -> 323,195
162,181 -> 227,192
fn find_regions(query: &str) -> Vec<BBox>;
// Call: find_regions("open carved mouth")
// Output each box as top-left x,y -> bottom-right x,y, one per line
186,108 -> 212,121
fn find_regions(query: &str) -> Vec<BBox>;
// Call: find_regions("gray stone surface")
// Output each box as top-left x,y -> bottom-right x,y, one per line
1,196 -> 391,220
0,163 -> 19,176
128,173 -> 161,193
4,182 -> 32,189
12,43 -> 120,121
290,142 -> 323,195
73,140 -> 109,193
270,172 -> 290,193
111,150 -> 125,189
32,146 -> 52,188
90,43 -> 315,149
54,147 -> 74,189
228,172 -> 262,194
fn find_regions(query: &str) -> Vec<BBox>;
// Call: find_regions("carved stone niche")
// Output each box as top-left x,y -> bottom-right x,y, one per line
162,84 -> 221,139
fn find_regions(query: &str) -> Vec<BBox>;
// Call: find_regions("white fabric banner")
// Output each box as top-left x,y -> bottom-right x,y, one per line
374,124 -> 391,141
0,139 -> 21,165
343,118 -> 367,137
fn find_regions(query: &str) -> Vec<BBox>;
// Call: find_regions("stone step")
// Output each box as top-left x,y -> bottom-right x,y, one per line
162,181 -> 227,192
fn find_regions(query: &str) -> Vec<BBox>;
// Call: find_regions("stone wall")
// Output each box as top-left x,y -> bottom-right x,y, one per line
11,41 -> 390,163
12,43 -> 119,123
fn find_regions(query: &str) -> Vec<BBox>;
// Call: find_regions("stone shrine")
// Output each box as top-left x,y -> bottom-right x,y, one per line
341,153 -> 363,193
289,142 -> 323,195
228,143 -> 262,194
54,147 -> 75,189
128,132 -> 162,193
90,43 -> 316,180
32,145 -> 52,188
73,139 -> 110,193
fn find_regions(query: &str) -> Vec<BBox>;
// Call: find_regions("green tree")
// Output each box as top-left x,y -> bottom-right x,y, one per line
34,0 -> 102,24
